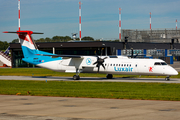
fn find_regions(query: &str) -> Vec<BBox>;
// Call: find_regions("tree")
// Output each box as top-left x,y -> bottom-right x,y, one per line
82,36 -> 94,41
11,39 -> 19,43
0,41 -> 9,50
35,38 -> 45,43
45,37 -> 51,42
52,36 -> 72,42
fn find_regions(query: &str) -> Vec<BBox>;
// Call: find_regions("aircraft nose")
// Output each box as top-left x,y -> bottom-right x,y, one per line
165,66 -> 178,76
170,68 -> 178,76
173,69 -> 178,75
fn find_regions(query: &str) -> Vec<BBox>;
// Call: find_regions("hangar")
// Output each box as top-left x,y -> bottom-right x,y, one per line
10,41 -> 180,68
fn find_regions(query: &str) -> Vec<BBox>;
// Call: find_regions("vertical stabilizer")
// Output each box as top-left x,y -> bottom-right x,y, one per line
18,31 -> 37,58
3,31 -> 43,58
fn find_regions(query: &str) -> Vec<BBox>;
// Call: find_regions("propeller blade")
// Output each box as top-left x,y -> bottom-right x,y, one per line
93,61 -> 98,65
97,65 -> 100,73
134,54 -> 138,58
103,57 -> 108,60
102,64 -> 105,70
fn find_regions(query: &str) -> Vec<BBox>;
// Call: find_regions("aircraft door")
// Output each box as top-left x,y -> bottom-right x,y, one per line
105,63 -> 109,72
57,60 -> 63,70
133,63 -> 139,73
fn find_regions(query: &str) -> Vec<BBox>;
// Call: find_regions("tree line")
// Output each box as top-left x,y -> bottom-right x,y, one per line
1,35 -> 119,50
0,36 -> 95,50
11,36 -> 95,43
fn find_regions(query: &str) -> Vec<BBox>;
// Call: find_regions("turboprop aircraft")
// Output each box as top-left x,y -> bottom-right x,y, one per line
3,30 -> 179,81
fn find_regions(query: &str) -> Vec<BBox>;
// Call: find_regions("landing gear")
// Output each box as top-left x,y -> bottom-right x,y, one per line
106,74 -> 113,79
165,76 -> 170,81
73,68 -> 80,80
73,75 -> 80,80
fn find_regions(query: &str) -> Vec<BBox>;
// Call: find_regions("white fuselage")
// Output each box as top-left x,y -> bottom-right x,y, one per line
37,56 -> 178,76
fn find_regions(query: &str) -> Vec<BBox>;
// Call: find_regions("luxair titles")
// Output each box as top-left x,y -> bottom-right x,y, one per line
114,67 -> 133,72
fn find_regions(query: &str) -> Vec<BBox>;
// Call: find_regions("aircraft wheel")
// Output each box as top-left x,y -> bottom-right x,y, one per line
165,77 -> 170,81
73,75 -> 80,80
106,74 -> 113,79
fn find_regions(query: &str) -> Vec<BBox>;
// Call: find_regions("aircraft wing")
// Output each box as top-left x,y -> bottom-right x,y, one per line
36,54 -> 83,59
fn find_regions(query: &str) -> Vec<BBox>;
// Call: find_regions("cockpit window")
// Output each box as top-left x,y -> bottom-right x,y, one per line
161,62 -> 167,65
154,62 -> 168,65
154,62 -> 161,65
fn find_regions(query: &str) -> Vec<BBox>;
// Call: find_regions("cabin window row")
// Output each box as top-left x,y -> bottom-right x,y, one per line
104,64 -> 132,67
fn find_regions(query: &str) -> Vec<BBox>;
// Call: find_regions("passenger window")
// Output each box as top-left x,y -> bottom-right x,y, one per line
110,64 -> 112,66
121,64 -> 123,66
130,64 -> 131,67
135,64 -> 137,67
113,64 -> 115,66
116,64 -> 118,66
127,64 -> 129,67
124,64 -> 126,67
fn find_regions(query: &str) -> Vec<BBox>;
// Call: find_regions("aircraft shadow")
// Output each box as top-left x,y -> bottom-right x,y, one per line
43,76 -> 179,82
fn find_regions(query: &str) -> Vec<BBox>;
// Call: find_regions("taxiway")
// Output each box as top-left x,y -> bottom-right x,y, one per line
0,76 -> 180,83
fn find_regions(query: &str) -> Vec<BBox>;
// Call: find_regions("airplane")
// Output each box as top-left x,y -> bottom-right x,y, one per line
3,0 -> 178,81
3,30 -> 179,81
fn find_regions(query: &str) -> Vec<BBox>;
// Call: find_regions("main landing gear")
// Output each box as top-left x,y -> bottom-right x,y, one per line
73,68 -> 80,80
106,74 -> 113,79
73,75 -> 80,80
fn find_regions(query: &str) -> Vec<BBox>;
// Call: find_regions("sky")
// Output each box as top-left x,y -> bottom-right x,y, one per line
0,0 -> 180,42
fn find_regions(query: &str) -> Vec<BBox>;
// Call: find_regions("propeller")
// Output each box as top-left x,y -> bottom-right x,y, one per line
93,48 -> 108,73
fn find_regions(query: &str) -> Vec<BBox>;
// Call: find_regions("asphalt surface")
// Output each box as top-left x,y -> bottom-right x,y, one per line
0,76 -> 180,83
1,95 -> 180,120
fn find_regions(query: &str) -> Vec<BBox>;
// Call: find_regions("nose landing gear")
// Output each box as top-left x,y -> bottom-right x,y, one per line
165,76 -> 170,81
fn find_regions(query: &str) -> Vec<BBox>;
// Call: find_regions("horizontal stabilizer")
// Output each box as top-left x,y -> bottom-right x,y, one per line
3,31 -> 43,34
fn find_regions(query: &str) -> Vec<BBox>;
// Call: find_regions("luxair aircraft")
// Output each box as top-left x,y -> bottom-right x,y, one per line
3,30 -> 178,81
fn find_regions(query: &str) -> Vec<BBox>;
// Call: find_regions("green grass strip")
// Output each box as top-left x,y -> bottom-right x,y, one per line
0,80 -> 180,101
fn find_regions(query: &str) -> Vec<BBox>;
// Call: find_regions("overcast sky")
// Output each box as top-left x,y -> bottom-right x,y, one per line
0,0 -> 180,42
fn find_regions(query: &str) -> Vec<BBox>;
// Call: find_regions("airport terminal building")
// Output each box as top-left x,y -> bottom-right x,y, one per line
10,41 -> 180,68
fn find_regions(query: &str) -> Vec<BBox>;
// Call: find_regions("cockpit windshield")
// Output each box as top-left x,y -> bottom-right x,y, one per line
161,62 -> 167,65
154,62 -> 167,65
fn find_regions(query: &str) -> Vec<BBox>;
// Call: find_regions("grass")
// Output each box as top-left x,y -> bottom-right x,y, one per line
0,80 -> 180,101
0,68 -> 180,78
0,68 -> 180,101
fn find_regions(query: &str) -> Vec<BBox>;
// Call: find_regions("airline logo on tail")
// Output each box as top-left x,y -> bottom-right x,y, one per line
3,31 -> 43,57
18,31 -> 36,50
